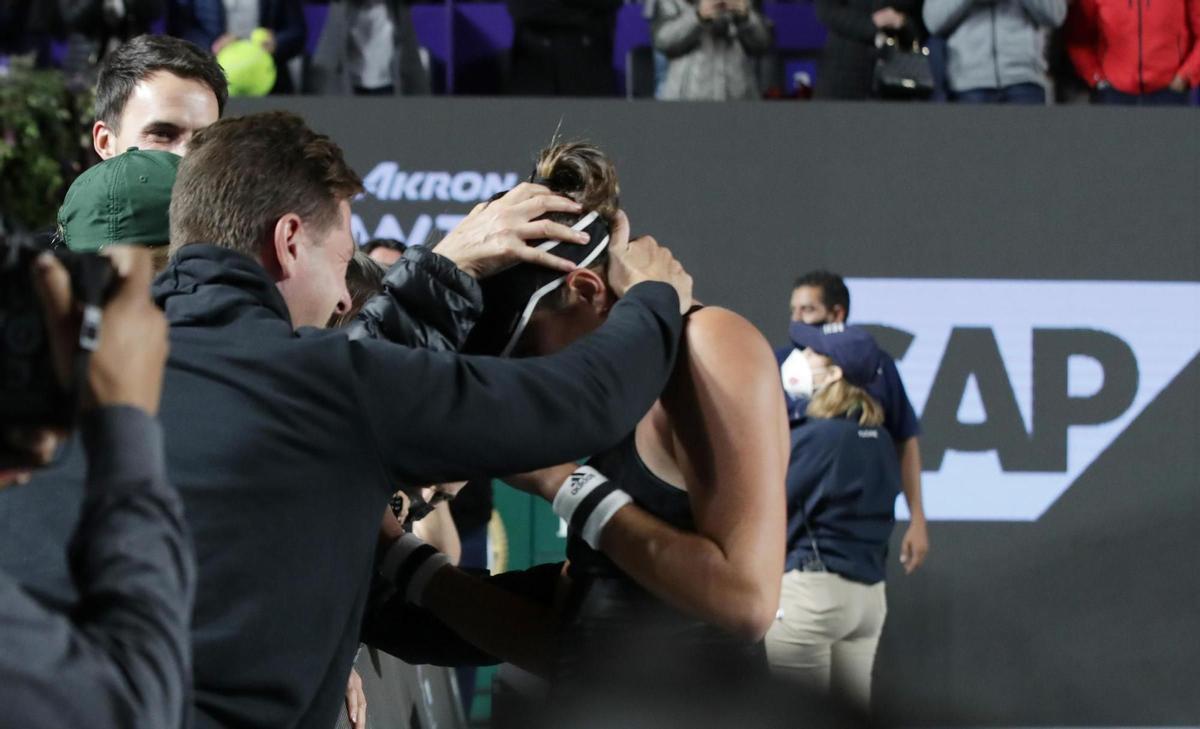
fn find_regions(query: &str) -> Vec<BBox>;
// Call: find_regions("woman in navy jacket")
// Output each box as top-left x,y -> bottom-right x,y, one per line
766,322 -> 907,710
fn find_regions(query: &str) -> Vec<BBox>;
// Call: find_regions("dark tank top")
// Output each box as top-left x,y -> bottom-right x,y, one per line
552,422 -> 768,693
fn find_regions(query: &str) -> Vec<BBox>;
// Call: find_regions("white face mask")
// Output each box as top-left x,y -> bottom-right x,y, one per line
781,348 -> 816,400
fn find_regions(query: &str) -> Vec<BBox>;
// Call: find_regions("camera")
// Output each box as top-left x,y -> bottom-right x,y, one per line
1,236 -> 117,430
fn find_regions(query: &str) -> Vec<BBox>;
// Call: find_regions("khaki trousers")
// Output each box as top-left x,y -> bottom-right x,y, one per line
764,570 -> 887,710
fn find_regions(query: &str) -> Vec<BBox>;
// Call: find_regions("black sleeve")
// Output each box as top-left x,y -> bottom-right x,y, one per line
815,0 -> 878,44
344,246 -> 483,353
55,0 -> 99,30
353,281 -> 683,484
361,563 -> 564,666
269,0 -> 307,63
0,407 -> 194,729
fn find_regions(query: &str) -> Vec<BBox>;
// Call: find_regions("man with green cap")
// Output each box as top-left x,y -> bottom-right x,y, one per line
57,148 -> 179,273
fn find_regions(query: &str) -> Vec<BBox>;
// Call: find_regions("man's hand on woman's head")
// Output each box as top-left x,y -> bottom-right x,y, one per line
434,183 -> 591,279
606,211 -> 694,315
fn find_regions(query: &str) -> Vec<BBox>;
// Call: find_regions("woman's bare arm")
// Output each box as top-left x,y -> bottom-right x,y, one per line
596,308 -> 789,640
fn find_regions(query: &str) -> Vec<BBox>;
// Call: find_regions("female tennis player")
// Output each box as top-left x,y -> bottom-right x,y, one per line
371,141 -> 788,697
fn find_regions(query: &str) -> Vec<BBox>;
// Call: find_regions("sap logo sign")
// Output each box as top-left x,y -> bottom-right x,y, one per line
846,279 -> 1200,522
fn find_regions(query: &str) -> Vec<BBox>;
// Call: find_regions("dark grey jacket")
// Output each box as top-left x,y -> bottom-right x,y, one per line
924,0 -> 1066,92
649,0 -> 772,100
0,407 -> 193,729
307,0 -> 430,94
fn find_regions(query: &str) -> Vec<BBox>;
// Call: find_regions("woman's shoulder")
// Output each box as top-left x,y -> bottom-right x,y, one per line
679,306 -> 779,380
683,305 -> 760,340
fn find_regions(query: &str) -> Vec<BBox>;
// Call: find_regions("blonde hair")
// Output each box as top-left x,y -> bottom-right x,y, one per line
806,378 -> 885,427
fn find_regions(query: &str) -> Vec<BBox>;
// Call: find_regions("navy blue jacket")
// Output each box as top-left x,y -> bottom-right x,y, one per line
167,0 -> 306,68
785,410 -> 901,585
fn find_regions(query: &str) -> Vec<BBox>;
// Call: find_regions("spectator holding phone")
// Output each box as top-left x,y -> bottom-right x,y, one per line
648,0 -> 772,100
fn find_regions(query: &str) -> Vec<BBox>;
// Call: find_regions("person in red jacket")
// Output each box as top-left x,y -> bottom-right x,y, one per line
1065,0 -> 1200,104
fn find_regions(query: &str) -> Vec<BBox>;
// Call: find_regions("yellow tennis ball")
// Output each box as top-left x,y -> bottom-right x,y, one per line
217,39 -> 277,97
249,27 -> 272,47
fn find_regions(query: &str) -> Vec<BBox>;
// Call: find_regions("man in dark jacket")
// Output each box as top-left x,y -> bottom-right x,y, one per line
0,247 -> 191,729
507,0 -> 621,95
3,109 -> 692,729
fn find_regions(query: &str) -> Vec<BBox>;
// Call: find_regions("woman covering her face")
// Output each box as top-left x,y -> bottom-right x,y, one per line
367,142 -> 789,715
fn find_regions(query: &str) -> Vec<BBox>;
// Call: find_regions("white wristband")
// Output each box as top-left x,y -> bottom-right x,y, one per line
380,533 -> 426,580
553,465 -> 632,550
580,489 -> 633,550
552,465 -> 610,523
406,552 -> 451,607
379,533 -> 450,607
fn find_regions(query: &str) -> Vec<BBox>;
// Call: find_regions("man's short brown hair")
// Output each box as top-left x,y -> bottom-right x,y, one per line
169,111 -> 363,258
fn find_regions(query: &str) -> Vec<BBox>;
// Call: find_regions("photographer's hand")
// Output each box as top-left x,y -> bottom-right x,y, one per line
34,247 -> 168,416
433,183 -> 590,279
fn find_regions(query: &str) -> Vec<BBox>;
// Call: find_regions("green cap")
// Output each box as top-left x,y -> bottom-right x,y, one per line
57,148 -> 180,251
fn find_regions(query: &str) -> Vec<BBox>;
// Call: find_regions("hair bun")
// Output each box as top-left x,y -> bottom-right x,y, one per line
534,142 -> 619,223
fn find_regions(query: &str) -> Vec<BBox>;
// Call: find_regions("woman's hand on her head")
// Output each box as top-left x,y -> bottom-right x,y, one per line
606,211 -> 694,315
434,183 -> 590,279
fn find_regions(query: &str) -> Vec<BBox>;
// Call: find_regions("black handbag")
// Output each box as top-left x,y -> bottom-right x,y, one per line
873,32 -> 934,99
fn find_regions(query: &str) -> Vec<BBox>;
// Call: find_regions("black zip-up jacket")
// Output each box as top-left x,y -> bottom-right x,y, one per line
0,407 -> 194,729
160,243 -> 680,729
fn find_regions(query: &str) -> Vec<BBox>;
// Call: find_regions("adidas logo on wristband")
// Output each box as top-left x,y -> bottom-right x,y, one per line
553,466 -> 633,550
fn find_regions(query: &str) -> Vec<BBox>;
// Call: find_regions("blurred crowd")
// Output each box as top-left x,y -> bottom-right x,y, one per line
1,0 -> 1196,104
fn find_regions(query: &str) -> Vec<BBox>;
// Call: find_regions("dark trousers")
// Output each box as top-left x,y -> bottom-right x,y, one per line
1093,87 -> 1191,106
955,82 -> 1045,104
508,26 -> 616,96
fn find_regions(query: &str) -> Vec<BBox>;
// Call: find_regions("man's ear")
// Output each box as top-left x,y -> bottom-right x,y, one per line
830,305 -> 848,324
266,214 -> 304,281
565,269 -> 612,314
93,121 -> 117,160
